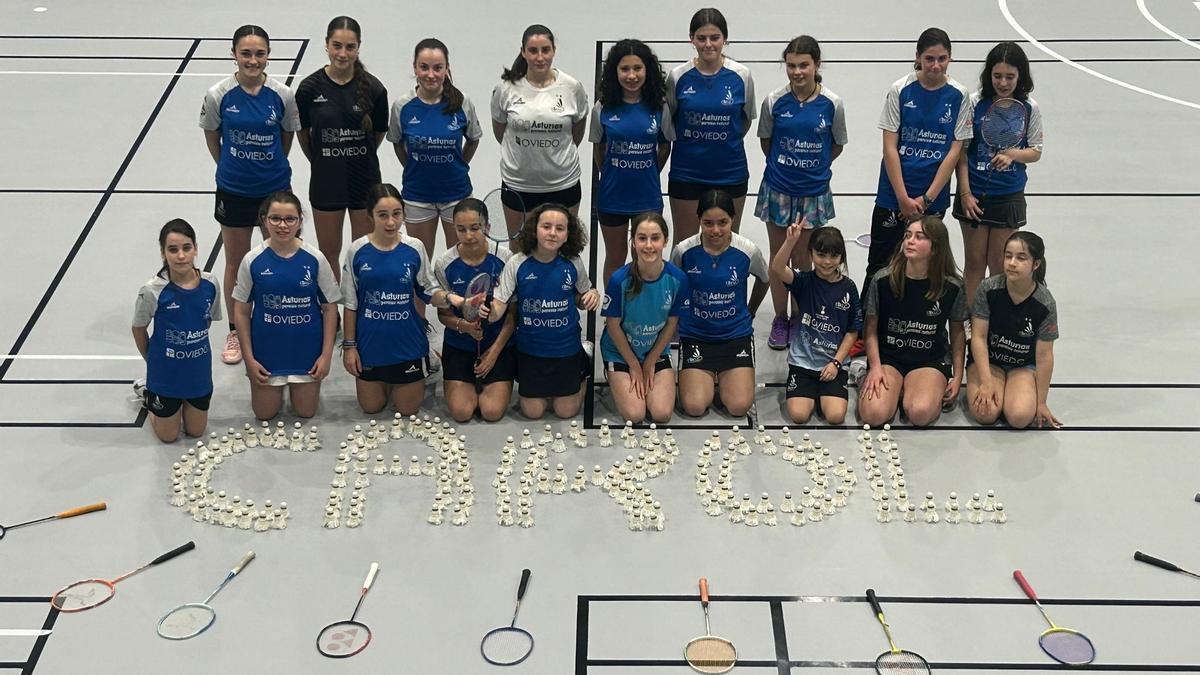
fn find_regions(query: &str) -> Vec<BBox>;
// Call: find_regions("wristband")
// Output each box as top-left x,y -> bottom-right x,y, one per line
341,340 -> 357,348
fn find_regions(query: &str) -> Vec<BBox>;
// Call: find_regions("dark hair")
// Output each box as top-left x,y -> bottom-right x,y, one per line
914,27 -> 951,70
626,212 -> 670,298
980,41 -> 1034,100
501,24 -> 555,82
696,189 -> 737,219
599,39 -> 667,110
808,226 -> 848,274
414,38 -> 465,115
453,197 -> 488,223
326,16 -> 378,133
514,203 -> 586,259
689,8 -> 728,38
364,183 -> 403,213
887,216 -> 961,301
1006,230 -> 1047,284
156,218 -> 198,280
258,190 -> 305,231
232,25 -> 270,51
782,35 -> 823,84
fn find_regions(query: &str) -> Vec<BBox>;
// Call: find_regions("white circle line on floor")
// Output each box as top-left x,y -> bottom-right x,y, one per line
1137,0 -> 1200,52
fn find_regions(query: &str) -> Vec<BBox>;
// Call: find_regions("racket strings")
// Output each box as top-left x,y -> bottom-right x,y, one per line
875,649 -> 931,675
1039,629 -> 1096,665
684,637 -> 737,673
481,627 -> 533,665
158,604 -> 215,639
980,100 -> 1027,149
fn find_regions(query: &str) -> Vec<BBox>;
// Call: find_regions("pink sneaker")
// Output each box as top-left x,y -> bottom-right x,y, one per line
768,316 -> 789,350
221,331 -> 242,365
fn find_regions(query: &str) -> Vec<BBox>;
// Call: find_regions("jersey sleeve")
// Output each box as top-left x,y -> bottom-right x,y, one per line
231,250 -> 255,304
370,81 -> 390,134
295,77 -> 314,129
587,103 -> 605,143
340,243 -> 361,310
664,68 -> 679,117
756,95 -> 774,139
970,280 -> 991,319
877,80 -> 902,133
948,280 -> 969,321
280,85 -> 301,133
198,85 -> 222,131
204,273 -> 224,322
668,266 -> 689,317
1026,98 -> 1044,151
490,82 -> 508,124
414,243 -> 439,304
953,85 -> 973,141
495,254 -> 520,303
385,98 -> 404,144
315,248 -> 341,304
741,69 -> 757,122
658,102 -> 675,142
832,93 -> 849,145
463,96 -> 484,141
572,80 -> 589,123
848,281 -> 863,333
132,282 -> 158,327
432,250 -> 452,290
748,243 -> 769,283
601,270 -> 625,318
1036,287 -> 1059,341
571,257 -> 592,293
863,272 -> 882,316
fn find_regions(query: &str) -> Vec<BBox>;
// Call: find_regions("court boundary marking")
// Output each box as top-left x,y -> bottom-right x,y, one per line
0,596 -> 57,675
1136,0 -> 1200,52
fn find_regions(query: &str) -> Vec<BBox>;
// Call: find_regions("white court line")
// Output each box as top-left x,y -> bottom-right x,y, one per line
999,0 -> 1200,110
1,354 -> 142,360
1137,0 -> 1200,51
0,71 -> 229,77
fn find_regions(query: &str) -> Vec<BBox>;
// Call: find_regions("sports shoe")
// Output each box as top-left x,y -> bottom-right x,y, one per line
848,338 -> 865,358
221,331 -> 243,365
767,316 -> 789,350
582,339 -> 594,359
131,377 -> 147,405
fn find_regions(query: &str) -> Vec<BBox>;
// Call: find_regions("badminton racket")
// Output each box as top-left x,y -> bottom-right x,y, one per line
0,502 -> 106,540
977,97 -> 1028,198
317,562 -> 379,659
51,540 -> 195,612
481,186 -> 525,260
1012,570 -> 1095,665
480,568 -> 534,666
460,271 -> 493,361
157,550 -> 255,640
1134,550 -> 1200,581
684,577 -> 736,674
864,588 -> 930,675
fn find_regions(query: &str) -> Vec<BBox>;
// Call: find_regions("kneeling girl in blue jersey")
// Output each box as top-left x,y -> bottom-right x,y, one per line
601,213 -> 688,424
770,224 -> 861,425
232,191 -> 341,420
133,220 -> 222,442
489,204 -> 599,419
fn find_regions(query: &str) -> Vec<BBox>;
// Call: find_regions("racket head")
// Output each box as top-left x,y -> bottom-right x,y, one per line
480,187 -> 525,248
1038,627 -> 1095,665
51,579 -> 116,612
460,272 -> 493,322
157,602 -> 216,640
979,96 -> 1027,150
684,635 -> 737,673
480,626 -> 534,666
874,648 -> 931,675
316,619 -> 373,658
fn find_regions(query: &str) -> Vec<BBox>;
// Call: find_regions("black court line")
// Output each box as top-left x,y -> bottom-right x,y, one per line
790,662 -> 1200,672
595,381 -> 1200,390
583,40 -> 605,433
0,55 -> 298,61
0,35 -> 307,41
0,596 -> 56,675
0,189 -> 212,194
585,421 -> 1200,432
575,596 -> 590,675
0,421 -> 141,428
0,379 -> 132,385
5,188 -> 1199,198
579,594 -> 1200,606
769,600 -> 790,675
655,58 -> 1200,64
612,37 -> 1200,45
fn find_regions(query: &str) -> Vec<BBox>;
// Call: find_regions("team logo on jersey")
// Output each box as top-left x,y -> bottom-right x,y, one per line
903,100 -> 917,109
939,103 -> 953,124
513,96 -> 526,105
266,105 -> 278,127
787,373 -> 797,391
602,294 -> 611,311
682,85 -> 696,95
779,110 -> 794,119
926,300 -> 941,317
608,113 -> 621,122
258,268 -> 273,277
299,266 -> 313,288
688,345 -> 703,363
312,94 -> 328,103
816,114 -> 827,131
835,292 -> 851,311
524,272 -> 538,280
562,270 -> 574,290
408,115 -> 421,124
165,301 -> 180,310
647,117 -> 658,134
452,276 -> 465,285
224,104 -> 241,113
1019,317 -> 1034,337
721,87 -> 735,106
359,262 -> 372,272
448,115 -> 461,131
687,265 -> 701,274
552,95 -> 565,113
726,268 -> 739,286
817,305 -> 828,319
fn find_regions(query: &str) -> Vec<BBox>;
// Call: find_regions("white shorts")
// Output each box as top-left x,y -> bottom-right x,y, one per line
404,199 -> 459,223
264,374 -> 318,387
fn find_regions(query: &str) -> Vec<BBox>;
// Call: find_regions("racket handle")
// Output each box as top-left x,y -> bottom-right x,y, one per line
1194,493 -> 1199,503
1012,570 -> 1038,601
517,568 -> 531,601
363,562 -> 380,590
56,502 -> 106,519
865,588 -> 883,616
1134,551 -> 1181,573
698,578 -> 709,606
152,541 -> 196,566
232,551 -> 256,574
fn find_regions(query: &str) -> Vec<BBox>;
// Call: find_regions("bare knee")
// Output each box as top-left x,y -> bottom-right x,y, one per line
479,403 -> 506,423
904,400 -> 941,427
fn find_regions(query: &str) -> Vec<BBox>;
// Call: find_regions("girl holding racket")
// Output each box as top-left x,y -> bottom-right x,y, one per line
490,24 -> 589,239
389,38 -> 483,256
601,213 -> 688,424
770,224 -> 861,425
200,25 -> 300,367
954,42 -> 1043,302
967,231 -> 1060,428
132,220 -> 221,442
296,16 -> 389,281
666,8 -> 756,246
858,216 -> 967,427
231,191 -> 340,420
671,190 -> 770,418
757,35 -> 848,351
590,39 -> 673,287
433,198 -> 517,423
489,204 -> 599,420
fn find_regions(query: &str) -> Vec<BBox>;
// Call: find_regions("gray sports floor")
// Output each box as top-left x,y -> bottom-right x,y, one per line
1,0 -> 1199,673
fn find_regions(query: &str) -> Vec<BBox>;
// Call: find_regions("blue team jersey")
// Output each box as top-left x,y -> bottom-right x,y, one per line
875,74 -> 971,213
588,101 -> 672,215
757,85 -> 848,197
133,272 -> 222,399
964,93 -> 1044,197
433,246 -> 512,354
386,91 -> 483,203
600,262 -> 688,364
785,271 -> 863,370
666,59 -> 756,185
670,233 -> 769,342
232,241 -> 340,376
199,76 -> 301,197
341,234 -> 437,367
496,254 -> 591,358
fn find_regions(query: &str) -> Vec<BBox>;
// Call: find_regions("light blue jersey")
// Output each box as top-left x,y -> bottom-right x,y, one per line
600,262 -> 688,364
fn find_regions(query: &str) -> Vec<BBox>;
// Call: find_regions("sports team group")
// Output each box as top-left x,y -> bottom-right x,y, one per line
132,9 -> 1061,444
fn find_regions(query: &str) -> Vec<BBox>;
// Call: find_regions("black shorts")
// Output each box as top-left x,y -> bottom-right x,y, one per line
597,210 -> 663,228
144,389 -> 212,418
952,191 -> 1027,229
442,343 -> 517,385
605,353 -> 672,375
668,179 -> 749,201
517,349 -> 588,398
679,335 -> 755,373
214,188 -> 270,228
879,356 -> 953,380
501,182 -> 582,212
359,358 -> 430,385
864,205 -> 945,289
785,365 -> 849,400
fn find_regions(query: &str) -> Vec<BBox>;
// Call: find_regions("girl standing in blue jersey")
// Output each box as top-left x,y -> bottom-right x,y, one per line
232,191 -> 341,420
132,220 -> 222,443
671,190 -> 770,418
666,8 -> 756,246
390,38 -> 483,256
757,36 -> 848,351
770,225 -> 861,425
590,39 -> 673,286
433,199 -> 517,423
200,25 -> 301,367
296,16 -> 389,281
967,231 -> 1060,428
601,213 -> 688,424
953,42 -> 1044,303
489,204 -> 599,419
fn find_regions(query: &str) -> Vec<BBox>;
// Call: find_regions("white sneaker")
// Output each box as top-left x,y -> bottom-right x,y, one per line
582,340 -> 594,359
221,331 -> 242,365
